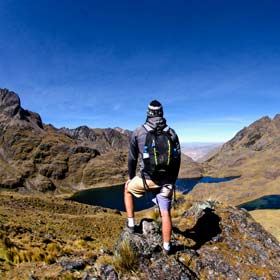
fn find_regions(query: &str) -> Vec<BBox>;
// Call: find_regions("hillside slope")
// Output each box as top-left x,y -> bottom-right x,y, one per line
0,88 -> 129,192
189,115 -> 280,205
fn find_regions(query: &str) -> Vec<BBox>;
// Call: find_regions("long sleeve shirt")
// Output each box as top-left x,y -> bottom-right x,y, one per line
128,117 -> 181,184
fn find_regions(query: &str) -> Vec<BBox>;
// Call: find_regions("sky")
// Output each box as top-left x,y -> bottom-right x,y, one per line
0,0 -> 280,142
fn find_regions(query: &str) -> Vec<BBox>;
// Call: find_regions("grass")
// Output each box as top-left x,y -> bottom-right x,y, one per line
0,191 -> 126,279
113,240 -> 138,273
250,209 -> 280,242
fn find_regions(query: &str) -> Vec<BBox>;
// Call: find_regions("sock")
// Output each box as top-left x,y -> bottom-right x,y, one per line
127,217 -> 135,227
163,242 -> 170,251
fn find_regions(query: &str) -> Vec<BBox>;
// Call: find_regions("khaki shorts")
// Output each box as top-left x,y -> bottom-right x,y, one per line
126,176 -> 161,198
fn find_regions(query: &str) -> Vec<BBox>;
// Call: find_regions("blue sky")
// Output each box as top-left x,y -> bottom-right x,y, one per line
1,0 -> 280,142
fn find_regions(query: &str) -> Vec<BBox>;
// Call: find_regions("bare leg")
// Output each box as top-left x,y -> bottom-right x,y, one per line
124,181 -> 134,218
160,210 -> 172,243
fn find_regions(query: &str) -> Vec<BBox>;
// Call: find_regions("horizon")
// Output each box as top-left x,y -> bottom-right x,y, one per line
1,1 -> 280,142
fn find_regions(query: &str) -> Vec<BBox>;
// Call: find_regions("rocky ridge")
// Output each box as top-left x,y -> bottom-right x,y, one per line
0,88 -> 129,192
60,126 -> 130,154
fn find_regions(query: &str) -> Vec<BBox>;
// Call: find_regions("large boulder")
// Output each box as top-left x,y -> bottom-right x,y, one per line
115,201 -> 280,279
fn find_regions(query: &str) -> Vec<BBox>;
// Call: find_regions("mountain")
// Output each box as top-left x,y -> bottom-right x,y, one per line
0,88 -> 201,193
181,142 -> 223,162
60,126 -> 130,153
189,115 -> 280,205
0,88 -> 129,192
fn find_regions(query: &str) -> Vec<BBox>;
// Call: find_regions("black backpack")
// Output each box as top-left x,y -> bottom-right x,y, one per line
142,124 -> 177,180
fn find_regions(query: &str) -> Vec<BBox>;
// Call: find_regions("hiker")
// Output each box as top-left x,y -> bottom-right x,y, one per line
124,100 -> 181,254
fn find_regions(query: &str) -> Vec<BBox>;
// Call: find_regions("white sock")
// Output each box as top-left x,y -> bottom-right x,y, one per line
128,217 -> 135,227
163,242 -> 170,251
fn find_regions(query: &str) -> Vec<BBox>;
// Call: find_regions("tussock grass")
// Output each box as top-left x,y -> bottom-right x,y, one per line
113,240 -> 138,273
0,191 -> 126,279
171,192 -> 192,219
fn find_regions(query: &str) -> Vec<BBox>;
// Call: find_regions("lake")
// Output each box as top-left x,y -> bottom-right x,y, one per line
238,195 -> 280,211
71,176 -> 238,211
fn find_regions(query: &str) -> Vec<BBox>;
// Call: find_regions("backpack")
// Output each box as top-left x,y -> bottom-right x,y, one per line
142,124 -> 177,180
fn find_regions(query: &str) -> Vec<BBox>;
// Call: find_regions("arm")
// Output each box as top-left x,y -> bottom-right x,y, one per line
128,130 -> 139,179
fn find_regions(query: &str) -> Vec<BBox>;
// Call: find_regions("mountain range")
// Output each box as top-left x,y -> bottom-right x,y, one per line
1,87 -> 279,205
0,88 -> 279,279
0,88 -> 201,193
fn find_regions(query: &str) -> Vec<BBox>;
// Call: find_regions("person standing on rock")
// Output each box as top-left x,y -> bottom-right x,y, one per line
124,100 -> 181,254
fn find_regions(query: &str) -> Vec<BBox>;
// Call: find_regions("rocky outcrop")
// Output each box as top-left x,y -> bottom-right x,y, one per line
0,88 -> 21,117
0,88 -> 43,130
114,201 -> 280,279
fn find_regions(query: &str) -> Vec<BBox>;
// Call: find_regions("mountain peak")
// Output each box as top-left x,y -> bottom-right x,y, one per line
0,88 -> 21,117
0,88 -> 43,130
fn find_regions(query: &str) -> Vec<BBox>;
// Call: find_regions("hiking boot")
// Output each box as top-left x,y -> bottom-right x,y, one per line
162,244 -> 173,256
125,221 -> 135,233
162,247 -> 171,256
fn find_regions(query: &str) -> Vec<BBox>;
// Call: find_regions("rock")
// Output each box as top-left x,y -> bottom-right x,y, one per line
0,88 -> 21,117
60,258 -> 87,272
114,201 -> 280,279
0,88 -> 43,129
26,174 -> 56,192
115,218 -> 198,279
99,264 -> 118,280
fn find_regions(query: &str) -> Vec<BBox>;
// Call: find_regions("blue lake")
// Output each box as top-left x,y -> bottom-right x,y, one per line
238,195 -> 280,211
71,176 -> 237,211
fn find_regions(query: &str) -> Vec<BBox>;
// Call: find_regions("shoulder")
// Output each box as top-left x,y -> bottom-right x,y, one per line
130,126 -> 147,139
133,125 -> 146,135
167,127 -> 179,141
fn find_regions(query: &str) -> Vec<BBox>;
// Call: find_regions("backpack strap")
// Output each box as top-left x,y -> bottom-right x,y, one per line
163,125 -> 170,132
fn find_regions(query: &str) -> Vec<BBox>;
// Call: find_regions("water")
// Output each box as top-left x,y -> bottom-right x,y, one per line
71,176 -> 238,212
238,195 -> 280,211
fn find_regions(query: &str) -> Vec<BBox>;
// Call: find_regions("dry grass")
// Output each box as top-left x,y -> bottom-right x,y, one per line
250,209 -> 280,242
113,240 -> 138,273
0,191 -> 126,279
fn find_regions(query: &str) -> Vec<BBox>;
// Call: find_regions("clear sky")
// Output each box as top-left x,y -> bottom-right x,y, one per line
1,0 -> 280,142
